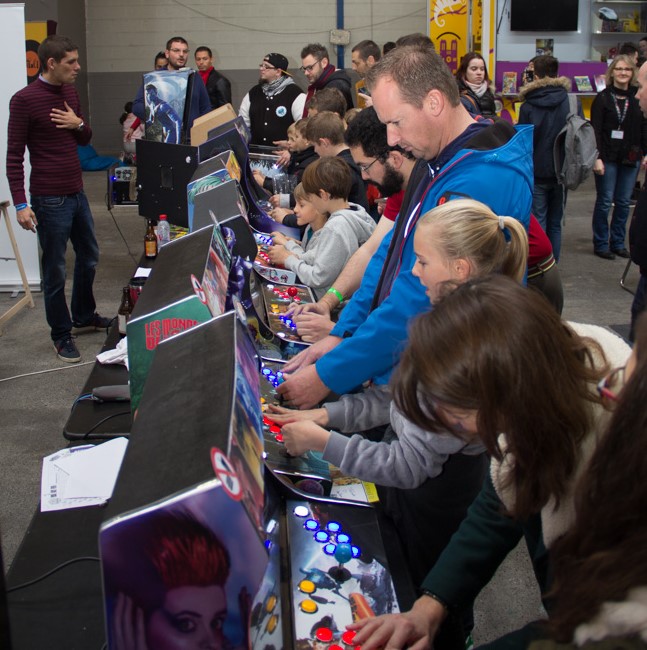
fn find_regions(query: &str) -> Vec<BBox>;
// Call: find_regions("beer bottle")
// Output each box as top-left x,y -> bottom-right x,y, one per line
118,286 -> 133,336
144,218 -> 157,259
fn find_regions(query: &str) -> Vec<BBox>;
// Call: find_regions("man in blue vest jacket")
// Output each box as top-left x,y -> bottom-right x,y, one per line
278,44 -> 533,408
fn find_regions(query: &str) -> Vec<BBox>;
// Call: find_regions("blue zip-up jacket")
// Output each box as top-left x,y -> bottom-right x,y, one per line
316,123 -> 534,394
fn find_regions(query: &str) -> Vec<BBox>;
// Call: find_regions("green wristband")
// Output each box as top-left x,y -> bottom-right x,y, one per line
326,287 -> 344,305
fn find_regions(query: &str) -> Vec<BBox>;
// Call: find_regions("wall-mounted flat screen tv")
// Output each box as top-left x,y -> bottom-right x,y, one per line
510,0 -> 578,31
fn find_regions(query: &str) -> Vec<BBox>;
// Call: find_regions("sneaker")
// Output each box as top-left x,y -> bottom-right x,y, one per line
72,313 -> 115,333
611,247 -> 631,258
54,335 -> 81,363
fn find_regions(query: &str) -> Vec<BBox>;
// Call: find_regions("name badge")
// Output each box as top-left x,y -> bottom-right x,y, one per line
611,130 -> 625,140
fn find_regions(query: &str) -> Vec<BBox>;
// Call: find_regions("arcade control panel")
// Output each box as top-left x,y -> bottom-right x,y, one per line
250,470 -> 414,650
287,497 -> 400,647
253,232 -> 298,285
262,283 -> 313,344
259,359 -> 333,494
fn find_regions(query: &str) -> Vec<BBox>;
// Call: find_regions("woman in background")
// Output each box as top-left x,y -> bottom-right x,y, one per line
455,52 -> 497,118
591,54 -> 647,260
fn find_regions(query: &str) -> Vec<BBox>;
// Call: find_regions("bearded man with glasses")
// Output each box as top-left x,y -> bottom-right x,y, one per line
239,53 -> 306,146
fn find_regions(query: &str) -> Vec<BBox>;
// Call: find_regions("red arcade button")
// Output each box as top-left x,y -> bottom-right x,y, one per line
315,627 -> 334,642
342,630 -> 357,645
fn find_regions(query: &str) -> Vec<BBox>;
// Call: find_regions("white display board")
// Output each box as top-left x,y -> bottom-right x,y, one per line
0,3 -> 40,291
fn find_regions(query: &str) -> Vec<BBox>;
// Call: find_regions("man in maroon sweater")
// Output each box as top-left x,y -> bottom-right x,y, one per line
7,35 -> 112,363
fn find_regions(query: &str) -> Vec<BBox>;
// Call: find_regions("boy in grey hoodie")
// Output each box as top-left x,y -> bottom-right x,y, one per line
268,157 -> 375,299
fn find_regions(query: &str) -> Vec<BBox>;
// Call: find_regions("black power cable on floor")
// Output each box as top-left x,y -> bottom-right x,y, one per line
107,205 -> 139,265
7,556 -> 100,593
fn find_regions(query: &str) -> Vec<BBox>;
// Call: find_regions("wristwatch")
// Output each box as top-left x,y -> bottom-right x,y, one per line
76,120 -> 84,131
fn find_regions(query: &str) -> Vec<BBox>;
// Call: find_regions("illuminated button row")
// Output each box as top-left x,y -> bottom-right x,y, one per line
262,415 -> 284,443
270,285 -> 301,303
278,314 -> 297,330
293,509 -> 362,560
261,365 -> 285,388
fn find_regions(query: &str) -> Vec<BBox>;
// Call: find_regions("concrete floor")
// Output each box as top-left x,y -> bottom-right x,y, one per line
0,170 -> 638,645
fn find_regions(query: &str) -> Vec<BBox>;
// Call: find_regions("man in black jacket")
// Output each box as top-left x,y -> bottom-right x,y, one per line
195,46 -> 231,110
239,53 -> 306,146
517,55 -> 571,261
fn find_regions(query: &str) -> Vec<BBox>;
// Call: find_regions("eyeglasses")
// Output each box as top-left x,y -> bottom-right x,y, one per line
259,63 -> 277,70
597,365 -> 626,402
359,158 -> 381,173
614,67 -> 633,72
300,59 -> 322,73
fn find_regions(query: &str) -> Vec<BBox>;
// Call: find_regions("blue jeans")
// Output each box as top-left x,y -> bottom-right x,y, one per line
592,161 -> 639,252
32,192 -> 99,342
532,181 -> 565,262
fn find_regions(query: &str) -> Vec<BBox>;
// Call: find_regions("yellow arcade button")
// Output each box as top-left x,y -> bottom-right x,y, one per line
266,613 -> 278,634
299,579 -> 316,594
299,599 -> 318,614
265,594 -> 277,612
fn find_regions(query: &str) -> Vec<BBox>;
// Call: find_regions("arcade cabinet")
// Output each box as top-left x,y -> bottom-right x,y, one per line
127,224 -> 230,410
101,312 -> 415,650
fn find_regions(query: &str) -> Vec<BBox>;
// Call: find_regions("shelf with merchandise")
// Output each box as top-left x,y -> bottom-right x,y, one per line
591,0 -> 647,60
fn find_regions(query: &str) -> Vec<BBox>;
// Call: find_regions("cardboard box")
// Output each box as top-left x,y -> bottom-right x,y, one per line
190,103 -> 238,145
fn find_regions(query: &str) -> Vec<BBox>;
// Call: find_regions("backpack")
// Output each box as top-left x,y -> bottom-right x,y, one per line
553,94 -> 598,190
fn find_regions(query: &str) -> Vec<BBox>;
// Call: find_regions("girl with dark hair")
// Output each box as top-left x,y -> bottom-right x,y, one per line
538,314 -> 647,647
350,275 -> 632,650
456,52 -> 497,118
111,509 -> 240,650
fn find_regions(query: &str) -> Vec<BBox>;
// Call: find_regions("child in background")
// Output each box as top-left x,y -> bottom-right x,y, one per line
253,119 -> 318,226
268,158 -> 375,299
306,87 -> 348,118
305,111 -> 369,211
343,107 -> 363,126
119,101 -> 144,160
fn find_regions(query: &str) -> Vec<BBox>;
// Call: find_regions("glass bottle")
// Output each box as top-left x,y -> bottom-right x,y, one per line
144,218 -> 157,259
118,286 -> 133,335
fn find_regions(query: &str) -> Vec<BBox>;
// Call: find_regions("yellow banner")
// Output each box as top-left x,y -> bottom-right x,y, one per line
25,22 -> 48,84
429,0 -> 469,74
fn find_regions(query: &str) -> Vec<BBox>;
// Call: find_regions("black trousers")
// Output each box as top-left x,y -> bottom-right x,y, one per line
377,451 -> 490,650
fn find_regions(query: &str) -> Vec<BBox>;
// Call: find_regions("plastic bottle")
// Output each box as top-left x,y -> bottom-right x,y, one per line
118,286 -> 133,335
157,213 -> 170,247
144,218 -> 157,259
